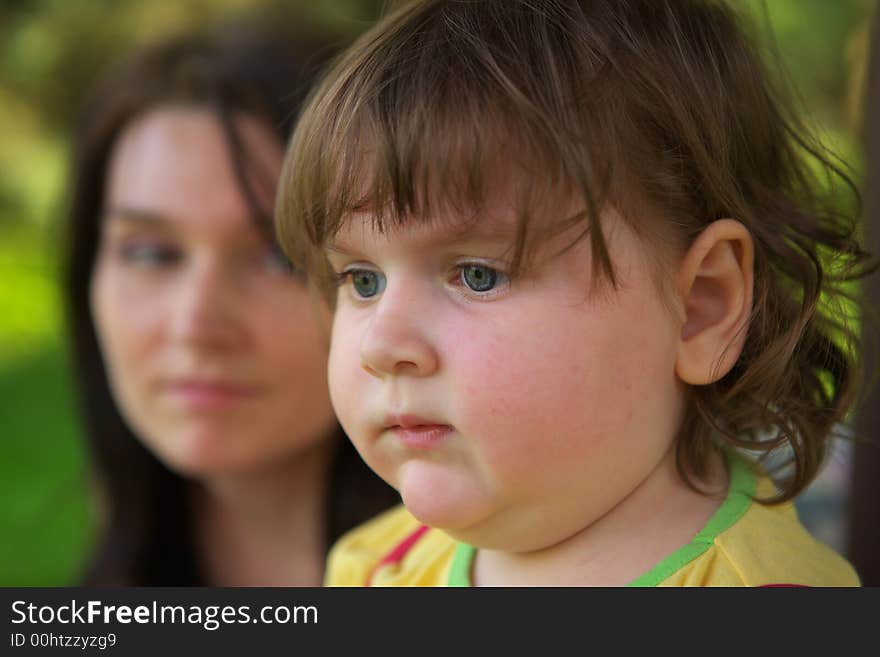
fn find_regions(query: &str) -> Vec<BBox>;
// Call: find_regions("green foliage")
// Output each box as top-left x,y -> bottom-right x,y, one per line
0,344 -> 92,585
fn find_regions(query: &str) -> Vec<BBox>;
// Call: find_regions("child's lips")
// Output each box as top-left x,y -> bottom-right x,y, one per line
388,424 -> 452,449
383,414 -> 452,449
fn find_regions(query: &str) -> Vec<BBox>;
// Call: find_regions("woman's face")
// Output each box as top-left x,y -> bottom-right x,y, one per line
91,106 -> 336,478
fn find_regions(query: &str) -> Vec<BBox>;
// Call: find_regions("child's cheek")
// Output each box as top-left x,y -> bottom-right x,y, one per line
327,314 -> 366,442
450,309 -> 600,482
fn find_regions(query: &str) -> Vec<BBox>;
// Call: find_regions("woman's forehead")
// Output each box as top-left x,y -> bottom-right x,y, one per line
104,108 -> 282,237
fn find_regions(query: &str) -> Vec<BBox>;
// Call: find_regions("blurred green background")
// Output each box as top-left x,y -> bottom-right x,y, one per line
0,0 -> 875,585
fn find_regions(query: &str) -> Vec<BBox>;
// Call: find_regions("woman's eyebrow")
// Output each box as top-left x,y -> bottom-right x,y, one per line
102,206 -> 171,226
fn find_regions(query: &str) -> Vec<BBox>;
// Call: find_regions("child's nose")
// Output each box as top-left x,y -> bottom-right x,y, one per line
359,285 -> 439,379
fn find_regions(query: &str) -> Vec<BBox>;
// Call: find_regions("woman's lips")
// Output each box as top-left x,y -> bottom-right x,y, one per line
387,424 -> 452,449
165,380 -> 259,410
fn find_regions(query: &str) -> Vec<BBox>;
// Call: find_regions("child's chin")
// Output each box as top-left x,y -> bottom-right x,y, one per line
397,459 -> 491,532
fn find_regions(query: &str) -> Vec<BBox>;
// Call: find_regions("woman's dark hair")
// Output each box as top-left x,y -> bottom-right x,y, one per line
65,15 -> 399,585
277,0 -> 876,504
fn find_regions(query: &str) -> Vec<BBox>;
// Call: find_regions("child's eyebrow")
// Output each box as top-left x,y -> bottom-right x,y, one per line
443,219 -> 518,244
325,242 -> 353,256
325,217 -> 518,254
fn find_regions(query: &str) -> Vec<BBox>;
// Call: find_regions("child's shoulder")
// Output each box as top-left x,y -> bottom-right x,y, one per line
324,504 -> 457,586
661,472 -> 860,587
716,475 -> 859,586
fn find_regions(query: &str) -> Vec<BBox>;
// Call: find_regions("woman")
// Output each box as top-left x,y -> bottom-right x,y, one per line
64,16 -> 398,585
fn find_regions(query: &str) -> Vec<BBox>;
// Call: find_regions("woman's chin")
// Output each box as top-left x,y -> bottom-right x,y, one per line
145,432 -> 264,479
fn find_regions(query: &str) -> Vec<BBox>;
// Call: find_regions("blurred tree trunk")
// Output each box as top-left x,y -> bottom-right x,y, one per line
848,5 -> 880,587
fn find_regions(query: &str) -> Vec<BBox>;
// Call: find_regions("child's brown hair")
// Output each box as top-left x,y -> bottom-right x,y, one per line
276,0 -> 875,503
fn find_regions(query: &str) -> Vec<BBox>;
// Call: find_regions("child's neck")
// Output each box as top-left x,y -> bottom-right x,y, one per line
472,448 -> 728,586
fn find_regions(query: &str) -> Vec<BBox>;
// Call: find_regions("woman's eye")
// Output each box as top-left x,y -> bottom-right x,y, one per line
460,264 -> 506,293
261,244 -> 295,274
119,242 -> 180,267
348,269 -> 386,299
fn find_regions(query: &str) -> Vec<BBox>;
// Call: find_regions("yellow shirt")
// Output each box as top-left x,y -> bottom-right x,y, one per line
325,455 -> 859,586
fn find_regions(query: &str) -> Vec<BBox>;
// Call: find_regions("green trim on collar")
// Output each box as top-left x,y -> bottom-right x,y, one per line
448,542 -> 475,586
626,452 -> 755,587
445,452 -> 756,587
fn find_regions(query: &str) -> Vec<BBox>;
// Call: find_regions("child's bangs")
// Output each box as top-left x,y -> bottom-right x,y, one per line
313,89 -> 596,271
342,103 -> 587,260
275,1 -> 622,282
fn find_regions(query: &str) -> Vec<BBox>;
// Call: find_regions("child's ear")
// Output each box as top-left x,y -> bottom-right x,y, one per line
675,219 -> 754,385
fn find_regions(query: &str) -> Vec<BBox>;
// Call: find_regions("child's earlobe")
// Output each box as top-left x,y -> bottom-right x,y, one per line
675,219 -> 754,386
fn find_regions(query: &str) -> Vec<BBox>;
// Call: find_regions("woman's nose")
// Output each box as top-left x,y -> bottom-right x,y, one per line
359,284 -> 439,379
168,258 -> 243,347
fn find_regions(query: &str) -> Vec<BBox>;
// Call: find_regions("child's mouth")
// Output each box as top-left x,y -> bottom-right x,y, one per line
383,414 -> 452,449
389,424 -> 452,448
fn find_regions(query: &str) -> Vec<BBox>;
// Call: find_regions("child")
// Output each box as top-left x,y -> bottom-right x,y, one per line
275,0 -> 873,586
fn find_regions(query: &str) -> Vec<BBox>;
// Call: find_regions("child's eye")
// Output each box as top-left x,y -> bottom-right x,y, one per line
458,264 -> 508,293
342,268 -> 386,299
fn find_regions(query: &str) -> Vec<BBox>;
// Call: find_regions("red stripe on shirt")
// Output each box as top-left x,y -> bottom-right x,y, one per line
366,525 -> 431,586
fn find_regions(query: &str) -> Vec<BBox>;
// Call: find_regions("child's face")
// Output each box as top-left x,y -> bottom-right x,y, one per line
326,204 -> 687,551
